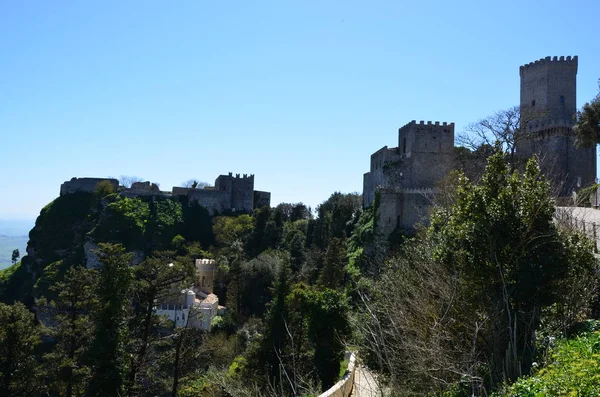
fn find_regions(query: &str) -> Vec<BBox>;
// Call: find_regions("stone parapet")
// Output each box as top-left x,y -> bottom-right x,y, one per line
318,352 -> 356,397
519,56 -> 578,77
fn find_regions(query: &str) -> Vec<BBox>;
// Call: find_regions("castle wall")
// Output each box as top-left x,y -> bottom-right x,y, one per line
253,190 -> 271,209
121,181 -> 168,197
214,173 -> 256,213
363,172 -> 372,208
398,121 -> 455,188
520,56 -> 578,120
567,136 -> 597,191
60,177 -> 119,196
62,173 -> 270,215
375,188 -> 434,236
231,174 -> 255,212
363,146 -> 402,207
363,121 -> 454,237
215,174 -> 233,193
187,189 -> 229,215
517,55 -> 595,197
519,130 -> 597,195
172,187 -> 193,196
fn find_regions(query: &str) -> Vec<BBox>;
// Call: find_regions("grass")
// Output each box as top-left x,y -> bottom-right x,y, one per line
0,260 -> 22,282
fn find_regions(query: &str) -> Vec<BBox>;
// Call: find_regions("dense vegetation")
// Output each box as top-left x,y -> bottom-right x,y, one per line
501,322 -> 600,397
0,185 -> 363,396
355,150 -> 599,396
0,148 -> 598,396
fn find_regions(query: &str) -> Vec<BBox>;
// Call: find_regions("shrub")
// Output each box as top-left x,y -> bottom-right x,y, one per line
503,331 -> 600,396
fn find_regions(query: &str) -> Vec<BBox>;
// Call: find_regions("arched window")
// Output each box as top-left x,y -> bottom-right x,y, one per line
560,95 -> 565,104
531,100 -> 536,107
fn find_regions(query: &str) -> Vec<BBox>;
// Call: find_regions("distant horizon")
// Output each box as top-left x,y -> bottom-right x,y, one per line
0,218 -> 35,237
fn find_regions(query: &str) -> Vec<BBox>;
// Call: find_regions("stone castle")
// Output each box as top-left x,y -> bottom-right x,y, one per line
363,55 -> 597,236
60,172 -> 271,215
363,121 -> 455,236
516,56 -> 596,195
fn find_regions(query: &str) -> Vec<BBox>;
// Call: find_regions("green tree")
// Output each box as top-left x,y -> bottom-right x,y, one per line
247,207 -> 284,257
87,243 -> 134,397
430,148 -> 599,384
306,288 -> 350,391
290,203 -> 311,222
146,199 -> 184,252
10,249 -> 19,265
213,215 -> 253,250
44,266 -> 98,397
181,201 -> 214,248
262,261 -> 291,369
125,251 -> 193,396
95,180 -> 116,197
239,251 -> 285,318
574,83 -> 600,147
317,238 -> 347,290
308,193 -> 361,250
287,229 -> 306,271
170,325 -> 206,397
0,302 -> 43,397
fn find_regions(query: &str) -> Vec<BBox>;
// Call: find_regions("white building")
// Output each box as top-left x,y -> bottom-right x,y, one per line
154,259 -> 224,330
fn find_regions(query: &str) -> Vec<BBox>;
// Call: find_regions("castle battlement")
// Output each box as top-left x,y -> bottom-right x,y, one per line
227,172 -> 254,180
519,56 -> 578,76
399,120 -> 455,132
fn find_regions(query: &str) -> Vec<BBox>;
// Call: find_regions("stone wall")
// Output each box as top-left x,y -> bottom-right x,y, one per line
375,188 -> 434,236
517,127 -> 596,195
363,120 -> 454,237
60,177 -> 118,196
254,190 -> 271,209
517,56 -> 595,197
231,174 -> 255,212
398,120 -> 455,189
172,187 -> 193,196
214,173 -> 256,213
187,189 -> 229,215
318,352 -> 356,397
520,56 -> 578,120
62,173 -> 271,215
363,146 -> 403,207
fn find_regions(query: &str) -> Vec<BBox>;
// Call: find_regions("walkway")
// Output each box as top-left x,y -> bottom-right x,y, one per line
351,365 -> 383,397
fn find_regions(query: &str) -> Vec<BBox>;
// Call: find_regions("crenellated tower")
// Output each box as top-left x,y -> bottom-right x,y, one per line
517,56 -> 596,196
362,119 -> 454,235
397,120 -> 455,188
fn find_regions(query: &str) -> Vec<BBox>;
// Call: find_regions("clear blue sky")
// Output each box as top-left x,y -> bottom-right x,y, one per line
1,0 -> 599,221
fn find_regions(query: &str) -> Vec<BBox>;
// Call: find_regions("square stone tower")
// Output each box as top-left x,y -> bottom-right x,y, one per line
397,120 -> 455,188
517,56 -> 596,196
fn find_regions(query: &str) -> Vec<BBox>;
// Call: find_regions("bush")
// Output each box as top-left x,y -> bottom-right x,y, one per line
95,180 -> 116,197
502,330 -> 600,396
